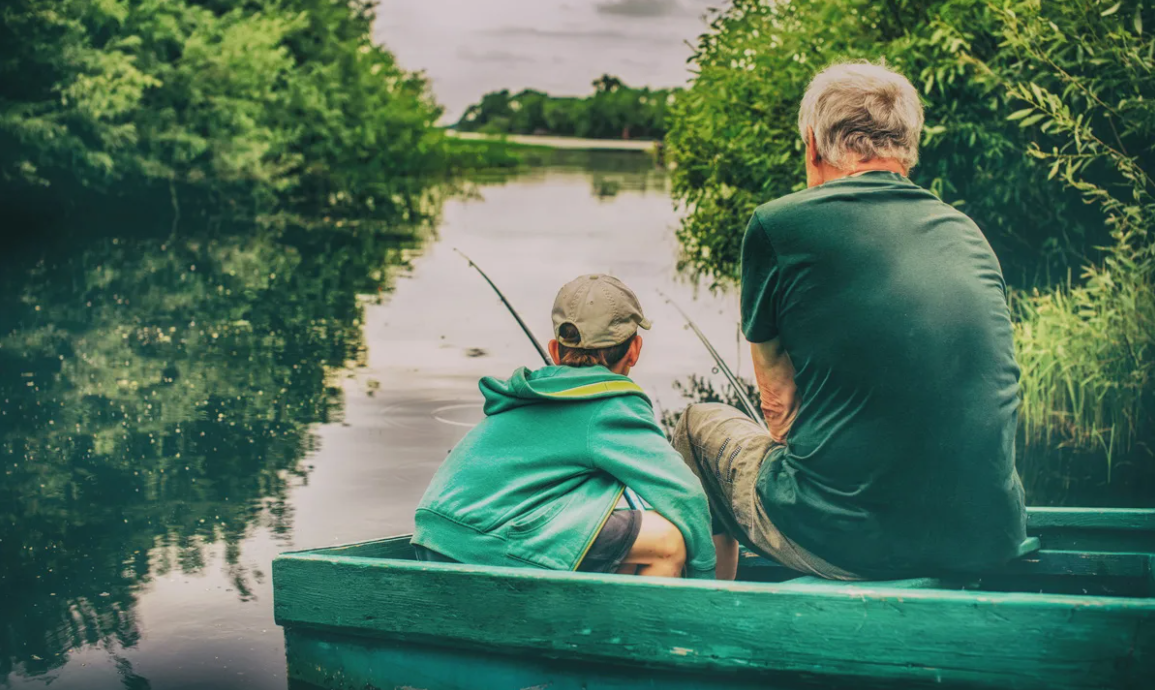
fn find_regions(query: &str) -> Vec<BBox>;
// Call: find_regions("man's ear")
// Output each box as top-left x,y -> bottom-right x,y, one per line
548,339 -> 562,365
804,127 -> 824,188
806,127 -> 821,164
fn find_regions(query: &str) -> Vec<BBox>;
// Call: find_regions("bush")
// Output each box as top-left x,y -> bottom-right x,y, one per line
0,0 -> 450,218
665,0 -> 1118,287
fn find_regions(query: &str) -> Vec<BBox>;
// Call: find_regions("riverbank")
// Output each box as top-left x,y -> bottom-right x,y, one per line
446,130 -> 659,153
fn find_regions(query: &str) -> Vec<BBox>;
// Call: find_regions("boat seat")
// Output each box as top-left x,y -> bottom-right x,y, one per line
788,575 -> 948,589
784,537 -> 1042,590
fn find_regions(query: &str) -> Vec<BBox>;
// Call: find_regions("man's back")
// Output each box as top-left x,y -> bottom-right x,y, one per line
742,170 -> 1026,576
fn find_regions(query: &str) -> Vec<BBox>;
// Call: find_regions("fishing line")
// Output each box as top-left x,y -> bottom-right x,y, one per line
454,248 -> 551,366
657,290 -> 767,430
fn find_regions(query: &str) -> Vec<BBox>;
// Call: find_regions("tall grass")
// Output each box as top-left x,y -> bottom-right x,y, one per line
1014,235 -> 1155,476
993,1 -> 1155,479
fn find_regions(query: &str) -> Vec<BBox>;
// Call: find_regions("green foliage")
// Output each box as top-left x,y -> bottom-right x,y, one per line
441,137 -> 531,173
667,0 -> 874,283
997,0 -> 1155,465
666,0 -> 1118,286
455,75 -> 679,140
667,0 -> 1154,468
0,0 -> 457,216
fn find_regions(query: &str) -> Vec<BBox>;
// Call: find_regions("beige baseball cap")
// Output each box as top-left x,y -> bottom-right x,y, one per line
552,274 -> 652,349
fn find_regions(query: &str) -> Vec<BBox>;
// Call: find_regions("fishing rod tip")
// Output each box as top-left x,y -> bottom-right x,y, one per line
452,247 -> 476,266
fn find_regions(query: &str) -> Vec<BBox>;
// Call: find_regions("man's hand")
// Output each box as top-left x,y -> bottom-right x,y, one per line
750,339 -> 798,443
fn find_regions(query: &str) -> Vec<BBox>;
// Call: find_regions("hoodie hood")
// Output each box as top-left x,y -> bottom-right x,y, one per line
479,365 -> 649,416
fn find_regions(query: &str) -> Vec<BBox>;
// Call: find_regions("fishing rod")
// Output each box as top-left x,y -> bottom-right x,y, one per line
657,290 -> 767,430
454,248 -> 551,366
455,249 -> 644,510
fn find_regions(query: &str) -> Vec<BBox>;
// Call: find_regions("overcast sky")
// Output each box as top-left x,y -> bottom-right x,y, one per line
375,0 -> 719,122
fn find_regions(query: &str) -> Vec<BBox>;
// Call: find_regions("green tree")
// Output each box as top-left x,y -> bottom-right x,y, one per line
0,0 -> 451,219
455,76 -> 679,141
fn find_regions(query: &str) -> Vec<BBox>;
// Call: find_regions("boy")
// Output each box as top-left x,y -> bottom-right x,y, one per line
412,274 -> 716,578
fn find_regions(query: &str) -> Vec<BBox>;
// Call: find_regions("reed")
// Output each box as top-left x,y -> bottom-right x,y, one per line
1014,236 -> 1155,478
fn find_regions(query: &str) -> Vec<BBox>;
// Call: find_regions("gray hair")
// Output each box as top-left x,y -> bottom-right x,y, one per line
797,62 -> 925,170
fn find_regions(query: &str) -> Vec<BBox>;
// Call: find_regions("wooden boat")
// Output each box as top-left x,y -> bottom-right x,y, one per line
273,507 -> 1155,690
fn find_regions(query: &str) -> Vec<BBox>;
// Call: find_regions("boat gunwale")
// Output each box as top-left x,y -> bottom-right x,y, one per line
280,507 -> 1155,558
275,504 -> 1155,602
273,548 -> 1155,609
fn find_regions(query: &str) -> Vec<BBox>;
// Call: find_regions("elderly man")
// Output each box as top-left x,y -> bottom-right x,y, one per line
674,62 -> 1026,581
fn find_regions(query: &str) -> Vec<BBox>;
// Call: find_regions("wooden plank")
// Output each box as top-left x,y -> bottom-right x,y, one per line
273,553 -> 1155,690
285,628 -> 828,690
1002,551 -> 1152,578
285,506 -> 1155,562
1027,508 -> 1155,531
787,576 -> 946,589
737,549 -> 1153,581
1034,530 -> 1155,554
300,533 -> 1151,579
1027,509 -> 1155,553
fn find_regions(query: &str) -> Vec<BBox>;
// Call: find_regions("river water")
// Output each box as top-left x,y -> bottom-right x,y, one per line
0,150 -> 745,689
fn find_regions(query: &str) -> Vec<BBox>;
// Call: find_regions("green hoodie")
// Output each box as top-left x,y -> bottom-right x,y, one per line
412,365 -> 716,578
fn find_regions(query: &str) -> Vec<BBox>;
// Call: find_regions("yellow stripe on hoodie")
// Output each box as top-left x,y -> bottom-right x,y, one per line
540,380 -> 645,399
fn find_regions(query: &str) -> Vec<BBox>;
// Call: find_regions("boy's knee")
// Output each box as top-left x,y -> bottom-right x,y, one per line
655,521 -> 687,565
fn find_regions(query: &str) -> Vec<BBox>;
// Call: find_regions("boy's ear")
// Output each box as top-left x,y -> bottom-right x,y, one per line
628,334 -> 644,366
547,339 -> 562,365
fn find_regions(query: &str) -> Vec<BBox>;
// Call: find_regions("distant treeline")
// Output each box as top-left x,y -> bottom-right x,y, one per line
0,0 -> 512,222
454,75 -> 679,140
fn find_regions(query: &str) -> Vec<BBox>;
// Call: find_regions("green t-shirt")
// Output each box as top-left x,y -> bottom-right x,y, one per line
741,171 -> 1026,576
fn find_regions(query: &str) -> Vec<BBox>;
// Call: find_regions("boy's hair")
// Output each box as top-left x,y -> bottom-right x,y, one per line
556,323 -> 634,368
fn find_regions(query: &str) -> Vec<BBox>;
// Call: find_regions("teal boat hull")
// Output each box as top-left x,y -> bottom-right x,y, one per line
275,508 -> 1155,690
285,630 -> 828,690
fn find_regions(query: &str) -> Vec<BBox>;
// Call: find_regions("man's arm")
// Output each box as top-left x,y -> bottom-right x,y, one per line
741,211 -> 796,441
750,338 -> 797,443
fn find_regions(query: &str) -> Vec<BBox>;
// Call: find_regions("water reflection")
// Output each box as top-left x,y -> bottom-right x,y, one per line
0,213 -> 427,681
469,147 -> 668,199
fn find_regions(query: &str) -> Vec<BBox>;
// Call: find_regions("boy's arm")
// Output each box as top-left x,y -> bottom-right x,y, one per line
588,400 -> 717,579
